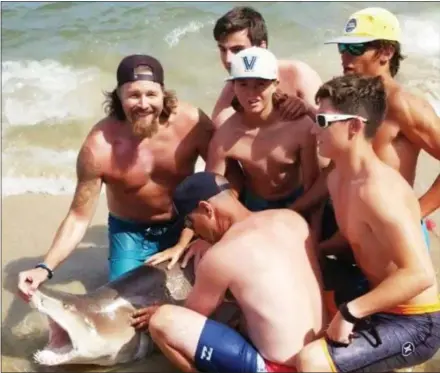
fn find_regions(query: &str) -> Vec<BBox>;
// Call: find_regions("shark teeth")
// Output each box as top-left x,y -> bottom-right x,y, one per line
33,348 -> 75,366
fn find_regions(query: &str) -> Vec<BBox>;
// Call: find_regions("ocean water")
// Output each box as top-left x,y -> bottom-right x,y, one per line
2,1 -> 440,198
2,2 -> 440,372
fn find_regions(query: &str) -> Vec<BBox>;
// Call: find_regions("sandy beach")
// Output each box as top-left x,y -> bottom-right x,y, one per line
1,194 -> 175,372
1,152 -> 439,372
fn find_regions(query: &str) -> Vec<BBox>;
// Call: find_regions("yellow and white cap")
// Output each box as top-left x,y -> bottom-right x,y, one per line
227,47 -> 278,81
325,7 -> 401,44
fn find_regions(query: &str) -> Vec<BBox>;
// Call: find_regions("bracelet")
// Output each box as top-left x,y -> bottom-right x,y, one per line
339,302 -> 362,324
35,263 -> 54,280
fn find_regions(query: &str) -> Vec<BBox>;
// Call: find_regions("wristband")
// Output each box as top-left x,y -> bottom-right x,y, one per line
35,263 -> 53,280
339,302 -> 362,324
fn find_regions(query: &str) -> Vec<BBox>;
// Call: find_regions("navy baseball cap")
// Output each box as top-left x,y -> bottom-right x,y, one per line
172,172 -> 231,218
116,54 -> 164,87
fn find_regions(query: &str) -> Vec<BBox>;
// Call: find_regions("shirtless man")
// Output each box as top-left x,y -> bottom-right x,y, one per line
131,171 -> 326,372
207,47 -> 320,212
211,6 -> 323,125
292,7 -> 440,247
296,74 -> 440,372
290,8 -> 440,312
17,54 -> 214,299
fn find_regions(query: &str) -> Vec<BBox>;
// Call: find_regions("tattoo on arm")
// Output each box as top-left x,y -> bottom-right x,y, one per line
71,145 -> 102,210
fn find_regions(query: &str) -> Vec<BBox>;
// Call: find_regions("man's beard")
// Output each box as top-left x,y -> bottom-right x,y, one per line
131,114 -> 159,138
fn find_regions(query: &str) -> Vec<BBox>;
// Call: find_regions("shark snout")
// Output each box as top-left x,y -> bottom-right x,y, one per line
30,290 -> 63,312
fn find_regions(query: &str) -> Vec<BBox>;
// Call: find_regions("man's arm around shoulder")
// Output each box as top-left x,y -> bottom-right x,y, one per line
348,183 -> 435,319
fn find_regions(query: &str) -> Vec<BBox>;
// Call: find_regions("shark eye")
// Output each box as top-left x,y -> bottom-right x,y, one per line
63,303 -> 75,311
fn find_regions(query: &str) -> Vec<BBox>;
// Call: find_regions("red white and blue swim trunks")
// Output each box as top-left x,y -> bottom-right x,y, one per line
194,318 -> 296,372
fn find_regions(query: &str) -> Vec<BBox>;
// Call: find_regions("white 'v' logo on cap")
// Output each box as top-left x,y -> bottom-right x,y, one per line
242,55 -> 257,71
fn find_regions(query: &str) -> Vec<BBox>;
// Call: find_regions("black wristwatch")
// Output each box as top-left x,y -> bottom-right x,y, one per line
35,263 -> 54,280
339,302 -> 362,324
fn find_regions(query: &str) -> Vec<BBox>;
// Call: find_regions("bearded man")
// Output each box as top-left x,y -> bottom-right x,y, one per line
18,54 -> 214,301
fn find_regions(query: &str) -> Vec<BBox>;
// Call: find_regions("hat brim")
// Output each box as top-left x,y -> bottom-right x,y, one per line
324,35 -> 378,44
225,75 -> 277,82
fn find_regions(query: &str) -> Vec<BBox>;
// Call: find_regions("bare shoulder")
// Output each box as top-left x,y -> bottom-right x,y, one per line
213,107 -> 236,130
76,120 -> 111,179
358,165 -> 415,214
278,59 -> 318,77
217,81 -> 234,102
90,116 -> 122,142
247,209 -> 309,235
211,112 -> 241,144
174,101 -> 199,123
174,101 -> 214,131
271,209 -> 309,229
278,59 -> 322,87
388,85 -> 437,126
288,114 -> 315,133
277,59 -> 322,103
212,82 -> 234,120
202,236 -> 237,269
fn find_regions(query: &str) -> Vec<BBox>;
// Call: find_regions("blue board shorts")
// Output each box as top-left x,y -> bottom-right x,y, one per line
107,214 -> 183,281
240,186 -> 304,212
321,302 -> 440,372
194,318 -> 295,373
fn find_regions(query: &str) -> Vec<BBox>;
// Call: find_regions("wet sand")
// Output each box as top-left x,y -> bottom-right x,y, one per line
1,194 -> 175,372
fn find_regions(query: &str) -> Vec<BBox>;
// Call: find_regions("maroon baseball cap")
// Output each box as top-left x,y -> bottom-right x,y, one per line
116,54 -> 164,87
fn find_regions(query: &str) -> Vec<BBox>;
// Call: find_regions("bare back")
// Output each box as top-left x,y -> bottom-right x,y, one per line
208,112 -> 318,199
206,210 -> 325,363
328,160 -> 438,306
83,104 -> 213,222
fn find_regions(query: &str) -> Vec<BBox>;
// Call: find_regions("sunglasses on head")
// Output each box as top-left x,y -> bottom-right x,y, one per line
315,113 -> 368,129
338,43 -> 371,56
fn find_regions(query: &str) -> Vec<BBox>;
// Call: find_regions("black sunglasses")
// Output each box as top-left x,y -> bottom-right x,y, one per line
338,43 -> 371,56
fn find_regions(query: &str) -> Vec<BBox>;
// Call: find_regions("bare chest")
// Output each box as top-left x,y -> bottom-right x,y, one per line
330,179 -> 388,276
105,132 -> 197,190
229,125 -> 301,172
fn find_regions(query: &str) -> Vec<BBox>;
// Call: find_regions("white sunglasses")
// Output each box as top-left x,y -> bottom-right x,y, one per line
315,113 -> 368,129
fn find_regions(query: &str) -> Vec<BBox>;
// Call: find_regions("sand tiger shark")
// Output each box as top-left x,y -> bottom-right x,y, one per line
29,261 -> 240,366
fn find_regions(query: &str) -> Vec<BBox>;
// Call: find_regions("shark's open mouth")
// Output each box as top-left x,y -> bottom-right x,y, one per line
33,317 -> 77,365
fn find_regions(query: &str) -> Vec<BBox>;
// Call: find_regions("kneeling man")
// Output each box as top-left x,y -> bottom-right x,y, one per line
297,74 -> 440,372
133,171 -> 326,372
